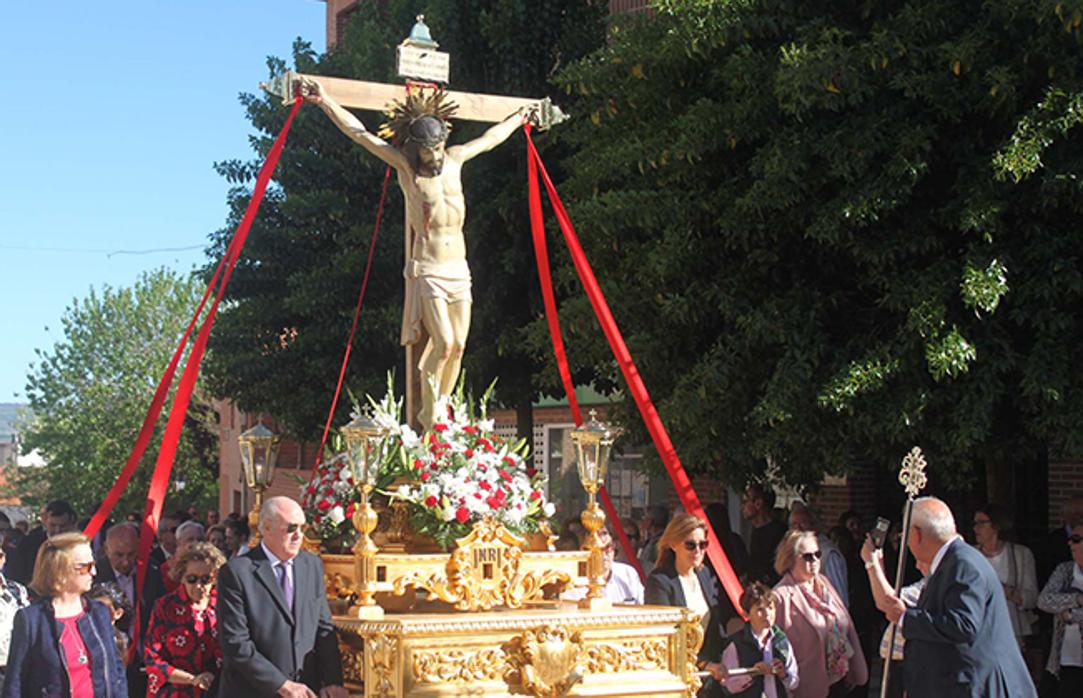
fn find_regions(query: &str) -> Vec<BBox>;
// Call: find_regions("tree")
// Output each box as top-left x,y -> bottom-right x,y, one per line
13,268 -> 219,516
541,0 -> 1083,499
203,1 -> 607,440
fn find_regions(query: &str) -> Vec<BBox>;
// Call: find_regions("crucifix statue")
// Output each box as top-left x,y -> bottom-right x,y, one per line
263,16 -> 565,429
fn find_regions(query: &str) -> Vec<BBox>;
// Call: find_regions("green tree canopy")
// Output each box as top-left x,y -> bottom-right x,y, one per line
541,0 -> 1083,493
204,0 -> 607,439
14,268 -> 218,516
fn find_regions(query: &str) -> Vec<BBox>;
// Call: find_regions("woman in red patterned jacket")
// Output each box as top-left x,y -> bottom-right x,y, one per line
143,543 -> 226,697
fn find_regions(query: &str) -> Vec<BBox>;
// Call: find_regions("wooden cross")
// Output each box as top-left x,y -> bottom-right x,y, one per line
261,36 -> 567,427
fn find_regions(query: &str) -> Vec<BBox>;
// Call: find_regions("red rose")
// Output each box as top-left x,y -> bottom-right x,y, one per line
413,459 -> 424,470
317,500 -> 332,511
421,471 -> 430,482
495,488 -> 507,501
464,449 -> 475,458
486,495 -> 502,510
345,504 -> 355,518
498,470 -> 513,483
473,492 -> 483,499
455,507 -> 470,524
463,425 -> 478,435
425,495 -> 438,507
479,481 -> 492,491
530,491 -> 542,500
502,456 -> 516,467
526,467 -> 537,478
433,423 -> 449,432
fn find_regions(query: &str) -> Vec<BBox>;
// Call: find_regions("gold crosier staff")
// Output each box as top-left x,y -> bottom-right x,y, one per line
880,447 -> 928,698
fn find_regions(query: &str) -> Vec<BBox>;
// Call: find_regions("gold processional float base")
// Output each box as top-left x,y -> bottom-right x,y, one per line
313,518 -> 705,697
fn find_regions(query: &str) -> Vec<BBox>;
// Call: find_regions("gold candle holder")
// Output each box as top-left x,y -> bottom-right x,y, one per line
342,411 -> 390,620
572,411 -> 622,610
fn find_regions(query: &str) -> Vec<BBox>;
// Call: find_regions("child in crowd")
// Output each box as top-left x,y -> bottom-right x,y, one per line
714,582 -> 800,697
85,582 -> 133,665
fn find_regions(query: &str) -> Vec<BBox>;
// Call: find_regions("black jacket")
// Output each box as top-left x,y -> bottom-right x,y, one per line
216,546 -> 342,695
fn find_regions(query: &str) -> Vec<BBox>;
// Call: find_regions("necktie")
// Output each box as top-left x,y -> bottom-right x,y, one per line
277,561 -> 293,613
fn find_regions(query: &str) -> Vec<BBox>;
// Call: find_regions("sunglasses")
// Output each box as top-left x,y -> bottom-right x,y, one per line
184,574 -> 215,585
284,523 -> 302,534
801,550 -> 823,563
1069,535 -> 1083,545
683,540 -> 709,551
72,561 -> 96,575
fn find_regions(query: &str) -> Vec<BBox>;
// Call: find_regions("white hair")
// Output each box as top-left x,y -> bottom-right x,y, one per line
259,496 -> 302,531
911,496 -> 956,540
176,520 -> 204,540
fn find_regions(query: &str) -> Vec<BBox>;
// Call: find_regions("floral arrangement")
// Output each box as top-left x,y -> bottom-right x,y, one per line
299,378 -> 556,550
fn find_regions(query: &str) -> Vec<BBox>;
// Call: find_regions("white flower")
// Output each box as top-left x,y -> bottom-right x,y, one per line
328,505 -> 345,525
400,426 -> 420,449
543,502 -> 556,517
478,418 -> 495,432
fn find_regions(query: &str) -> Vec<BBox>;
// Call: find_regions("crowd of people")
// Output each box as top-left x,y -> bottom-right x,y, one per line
0,489 -> 1079,697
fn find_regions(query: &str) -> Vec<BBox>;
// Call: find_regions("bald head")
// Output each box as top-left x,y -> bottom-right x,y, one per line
105,522 -> 139,576
908,497 -> 957,566
259,497 -> 305,562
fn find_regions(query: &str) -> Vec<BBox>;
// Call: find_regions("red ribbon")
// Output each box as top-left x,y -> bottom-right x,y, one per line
526,132 -> 644,580
310,165 -> 393,475
524,127 -> 744,613
130,98 -> 305,643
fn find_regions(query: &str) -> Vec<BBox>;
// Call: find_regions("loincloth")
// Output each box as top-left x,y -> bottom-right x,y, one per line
401,258 -> 472,345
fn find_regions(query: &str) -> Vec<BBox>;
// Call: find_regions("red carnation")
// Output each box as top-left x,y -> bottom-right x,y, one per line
425,495 -> 438,508
502,456 -> 516,467
530,490 -> 542,500
455,506 -> 470,524
463,425 -> 478,435
413,459 -> 424,470
495,488 -> 507,501
420,471 -> 430,482
479,481 -> 492,491
486,495 -> 502,510
498,470 -> 513,483
526,467 -> 537,478
473,492 -> 483,499
317,500 -> 332,511
464,449 -> 475,458
433,423 -> 449,433
345,504 -> 355,518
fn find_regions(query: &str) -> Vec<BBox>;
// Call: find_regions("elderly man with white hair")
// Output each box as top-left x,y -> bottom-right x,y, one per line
878,496 -> 1036,697
216,496 -> 346,698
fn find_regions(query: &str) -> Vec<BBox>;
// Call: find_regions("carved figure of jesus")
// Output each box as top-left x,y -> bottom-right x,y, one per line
302,78 -> 525,427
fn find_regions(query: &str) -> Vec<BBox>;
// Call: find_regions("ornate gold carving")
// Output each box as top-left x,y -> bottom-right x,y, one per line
411,648 -> 511,684
899,446 -> 928,497
366,634 -> 398,698
508,625 -> 584,698
340,643 -> 365,685
580,639 -> 668,673
392,518 -> 573,611
683,611 -> 704,697
323,572 -> 355,601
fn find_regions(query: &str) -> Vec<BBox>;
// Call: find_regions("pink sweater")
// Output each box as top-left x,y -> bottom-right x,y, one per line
773,573 -> 868,698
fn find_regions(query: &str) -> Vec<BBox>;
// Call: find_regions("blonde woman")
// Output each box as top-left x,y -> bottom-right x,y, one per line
645,513 -> 735,697
2,532 -> 127,698
773,529 -> 867,698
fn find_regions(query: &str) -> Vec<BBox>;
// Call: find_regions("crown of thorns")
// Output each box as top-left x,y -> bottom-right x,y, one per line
379,89 -> 459,147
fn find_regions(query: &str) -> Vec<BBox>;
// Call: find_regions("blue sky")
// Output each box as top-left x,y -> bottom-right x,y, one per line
0,1 -> 327,402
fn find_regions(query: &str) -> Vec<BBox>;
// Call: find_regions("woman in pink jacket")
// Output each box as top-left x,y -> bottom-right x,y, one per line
773,530 -> 867,698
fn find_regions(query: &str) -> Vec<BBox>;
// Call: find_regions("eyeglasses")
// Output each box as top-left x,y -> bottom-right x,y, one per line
184,574 -> 215,585
683,540 -> 709,551
800,550 -> 822,563
1068,535 -> 1083,545
72,561 -> 96,575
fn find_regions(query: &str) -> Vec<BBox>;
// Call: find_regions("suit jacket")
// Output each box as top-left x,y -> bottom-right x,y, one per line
6,527 -> 45,587
216,546 -> 342,696
94,561 -> 166,633
645,558 -> 735,664
902,538 -> 1037,698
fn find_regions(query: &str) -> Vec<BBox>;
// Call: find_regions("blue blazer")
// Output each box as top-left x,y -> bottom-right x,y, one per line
217,547 -> 342,696
902,538 -> 1037,698
1,598 -> 127,698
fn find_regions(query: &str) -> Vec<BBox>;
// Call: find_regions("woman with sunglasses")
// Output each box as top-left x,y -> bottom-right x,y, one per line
2,532 -> 127,698
645,513 -> 736,697
1037,517 -> 1083,697
772,530 -> 866,698
144,542 -> 226,697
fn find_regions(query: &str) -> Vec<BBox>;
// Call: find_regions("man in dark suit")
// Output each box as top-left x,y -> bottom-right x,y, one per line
217,496 -> 346,698
880,497 -> 1036,697
94,522 -> 166,698
8,499 -> 77,585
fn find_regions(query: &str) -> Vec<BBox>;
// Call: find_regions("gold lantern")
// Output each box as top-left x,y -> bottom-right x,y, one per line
341,411 -> 390,618
571,410 -> 622,608
237,422 -> 280,547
